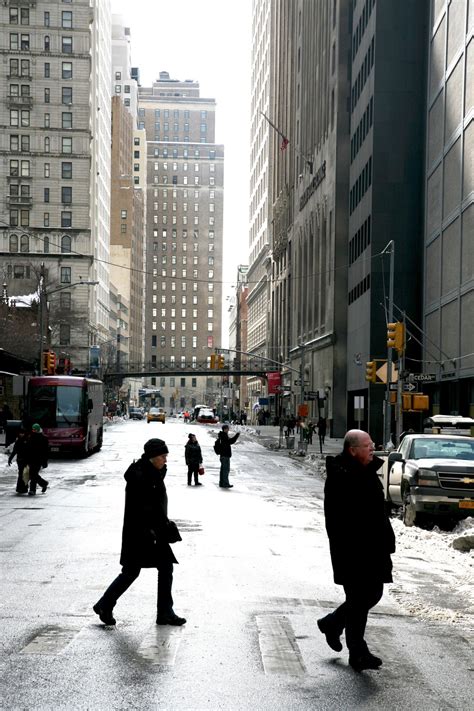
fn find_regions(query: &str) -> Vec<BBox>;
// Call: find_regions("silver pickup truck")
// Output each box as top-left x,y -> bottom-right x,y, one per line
382,434 -> 474,526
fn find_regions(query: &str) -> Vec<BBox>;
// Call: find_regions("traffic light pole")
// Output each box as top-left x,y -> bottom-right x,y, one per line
384,241 -> 394,447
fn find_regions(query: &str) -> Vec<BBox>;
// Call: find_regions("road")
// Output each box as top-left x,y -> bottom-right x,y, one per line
0,420 -> 472,710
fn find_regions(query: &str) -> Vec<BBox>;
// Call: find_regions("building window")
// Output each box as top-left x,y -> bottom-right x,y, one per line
61,234 -> 71,253
9,234 -> 18,252
44,35 -> 50,51
61,186 -> 72,204
44,113 -> 50,128
61,211 -> 72,228
62,87 -> 72,105
62,137 -> 72,153
44,136 -> 50,152
62,112 -> 73,129
44,213 -> 49,227
62,36 -> 72,53
62,11 -> 73,28
60,292 -> 71,310
44,12 -> 50,27
62,162 -> 72,179
44,62 -> 50,78
59,323 -> 70,346
44,163 -> 50,178
62,62 -> 72,79
44,188 -> 50,203
60,267 -> 71,283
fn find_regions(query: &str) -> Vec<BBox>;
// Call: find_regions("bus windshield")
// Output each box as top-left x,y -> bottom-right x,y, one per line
28,385 -> 85,428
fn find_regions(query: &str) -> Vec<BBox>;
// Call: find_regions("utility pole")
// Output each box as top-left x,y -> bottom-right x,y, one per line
299,341 -> 305,446
383,241 -> 394,447
37,263 -> 45,374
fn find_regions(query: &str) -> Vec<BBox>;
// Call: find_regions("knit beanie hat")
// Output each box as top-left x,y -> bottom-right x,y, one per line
32,423 -> 42,432
144,438 -> 169,458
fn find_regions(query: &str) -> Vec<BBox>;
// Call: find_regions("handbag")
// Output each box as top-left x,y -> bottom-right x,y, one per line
198,466 -> 205,476
22,465 -> 30,486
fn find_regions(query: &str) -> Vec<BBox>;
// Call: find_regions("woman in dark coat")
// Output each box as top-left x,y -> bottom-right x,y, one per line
185,433 -> 203,486
93,438 -> 186,627
318,429 -> 395,672
8,427 -> 29,494
25,423 -> 49,495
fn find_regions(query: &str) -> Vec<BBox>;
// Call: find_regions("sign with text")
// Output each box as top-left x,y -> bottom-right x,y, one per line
267,371 -> 282,395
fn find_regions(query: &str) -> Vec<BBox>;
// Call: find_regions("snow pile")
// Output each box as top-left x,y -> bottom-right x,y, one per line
389,516 -> 474,625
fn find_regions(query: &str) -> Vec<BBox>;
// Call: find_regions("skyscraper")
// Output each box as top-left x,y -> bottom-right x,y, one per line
138,73 -> 224,411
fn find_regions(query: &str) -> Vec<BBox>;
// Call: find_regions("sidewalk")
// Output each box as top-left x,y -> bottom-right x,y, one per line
239,424 -> 343,459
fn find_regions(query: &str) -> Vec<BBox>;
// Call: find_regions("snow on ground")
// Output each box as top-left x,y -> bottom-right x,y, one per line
389,516 -> 474,626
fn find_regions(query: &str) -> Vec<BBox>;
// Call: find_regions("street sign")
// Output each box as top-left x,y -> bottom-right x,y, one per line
409,373 -> 436,382
306,390 -> 319,397
304,393 -> 317,400
389,383 -> 397,391
403,382 -> 418,392
375,361 -> 398,384
294,380 -> 309,386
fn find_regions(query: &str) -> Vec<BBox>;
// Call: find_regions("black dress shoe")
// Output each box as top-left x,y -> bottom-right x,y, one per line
317,617 -> 343,652
349,652 -> 382,672
195,482 -> 203,486
93,603 -> 116,626
41,481 -> 49,493
156,612 -> 186,626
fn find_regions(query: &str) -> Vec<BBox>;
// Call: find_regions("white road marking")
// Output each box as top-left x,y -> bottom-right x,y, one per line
138,625 -> 183,665
20,627 -> 79,655
256,615 -> 306,675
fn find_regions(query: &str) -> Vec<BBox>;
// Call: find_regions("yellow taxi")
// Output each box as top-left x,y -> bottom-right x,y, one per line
147,407 -> 166,424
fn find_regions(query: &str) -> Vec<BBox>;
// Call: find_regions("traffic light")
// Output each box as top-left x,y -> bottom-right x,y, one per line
387,322 -> 405,352
217,355 -> 225,369
365,360 -> 377,383
210,354 -> 216,369
42,350 -> 56,375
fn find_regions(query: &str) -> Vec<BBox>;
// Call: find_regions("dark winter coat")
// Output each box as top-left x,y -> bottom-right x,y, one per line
8,433 -> 29,466
217,430 -> 239,457
119,455 -> 178,568
25,432 -> 49,469
324,452 -> 395,585
185,440 -> 202,467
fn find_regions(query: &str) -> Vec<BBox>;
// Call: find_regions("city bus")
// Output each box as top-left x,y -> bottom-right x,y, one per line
26,376 -> 104,456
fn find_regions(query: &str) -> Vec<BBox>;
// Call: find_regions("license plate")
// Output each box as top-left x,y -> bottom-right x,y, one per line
459,501 -> 474,509
51,447 -> 59,452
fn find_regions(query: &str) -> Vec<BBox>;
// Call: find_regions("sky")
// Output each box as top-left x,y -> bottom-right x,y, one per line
110,0 -> 253,319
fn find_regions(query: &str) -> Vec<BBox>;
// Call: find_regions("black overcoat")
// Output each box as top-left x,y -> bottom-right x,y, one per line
184,441 -> 202,466
217,430 -> 239,457
119,456 -> 178,568
25,432 -> 49,469
324,453 -> 395,585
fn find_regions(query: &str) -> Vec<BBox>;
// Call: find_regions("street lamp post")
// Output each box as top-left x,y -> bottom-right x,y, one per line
37,276 -> 99,374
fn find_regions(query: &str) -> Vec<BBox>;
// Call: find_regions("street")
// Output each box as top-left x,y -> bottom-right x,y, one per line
0,420 -> 472,711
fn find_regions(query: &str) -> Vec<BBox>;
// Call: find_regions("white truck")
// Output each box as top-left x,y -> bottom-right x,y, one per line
382,433 -> 474,526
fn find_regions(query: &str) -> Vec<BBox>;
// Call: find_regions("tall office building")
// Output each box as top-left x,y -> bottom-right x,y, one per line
247,0 -> 273,413
346,0 -> 428,441
0,0 -> 112,371
138,73 -> 224,411
422,0 -> 474,416
110,16 -> 145,404
266,0 -> 351,436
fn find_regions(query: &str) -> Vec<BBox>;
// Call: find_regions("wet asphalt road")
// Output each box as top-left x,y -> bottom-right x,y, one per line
0,419 -> 472,710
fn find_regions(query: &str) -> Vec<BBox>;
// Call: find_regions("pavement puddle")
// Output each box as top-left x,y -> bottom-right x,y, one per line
256,615 -> 306,676
20,626 -> 79,655
138,625 -> 183,665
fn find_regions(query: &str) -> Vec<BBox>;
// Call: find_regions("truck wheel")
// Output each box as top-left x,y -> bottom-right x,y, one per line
402,489 -> 418,527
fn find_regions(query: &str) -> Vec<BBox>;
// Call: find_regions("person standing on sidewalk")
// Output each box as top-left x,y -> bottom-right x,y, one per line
318,429 -> 395,672
25,423 -> 49,496
217,424 -> 239,488
93,438 -> 186,627
185,433 -> 203,486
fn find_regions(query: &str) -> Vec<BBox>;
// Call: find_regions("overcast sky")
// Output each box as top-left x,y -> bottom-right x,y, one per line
110,0 -> 252,324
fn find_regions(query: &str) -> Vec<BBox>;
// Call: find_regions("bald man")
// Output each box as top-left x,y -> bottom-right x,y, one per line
318,429 -> 395,672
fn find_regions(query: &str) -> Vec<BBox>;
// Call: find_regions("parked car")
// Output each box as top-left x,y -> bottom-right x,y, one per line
385,434 -> 474,526
129,407 -> 144,420
147,407 -> 166,424
196,408 -> 218,424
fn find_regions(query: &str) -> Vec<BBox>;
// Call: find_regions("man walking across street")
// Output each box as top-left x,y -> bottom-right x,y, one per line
25,423 -> 49,496
318,429 -> 395,672
217,424 -> 239,488
8,426 -> 29,494
93,438 -> 186,627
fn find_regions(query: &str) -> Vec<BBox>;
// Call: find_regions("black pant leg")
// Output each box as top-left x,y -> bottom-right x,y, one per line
99,565 -> 141,610
343,580 -> 384,655
157,559 -> 174,616
28,465 -> 48,492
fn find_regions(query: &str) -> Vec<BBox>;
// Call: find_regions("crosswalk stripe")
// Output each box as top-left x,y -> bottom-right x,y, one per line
138,625 -> 183,665
256,615 -> 306,675
20,626 -> 79,655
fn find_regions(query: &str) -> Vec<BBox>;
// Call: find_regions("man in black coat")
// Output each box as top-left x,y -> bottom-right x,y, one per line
318,429 -> 395,672
93,438 -> 186,627
217,424 -> 239,488
25,423 -> 49,495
